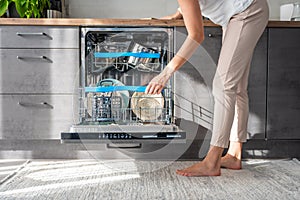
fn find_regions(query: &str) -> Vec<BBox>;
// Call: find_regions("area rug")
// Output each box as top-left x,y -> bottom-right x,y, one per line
0,159 -> 299,200
0,160 -> 30,185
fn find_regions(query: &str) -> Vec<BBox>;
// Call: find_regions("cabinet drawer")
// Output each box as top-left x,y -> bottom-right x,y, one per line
0,26 -> 79,48
0,49 -> 79,93
0,95 -> 78,139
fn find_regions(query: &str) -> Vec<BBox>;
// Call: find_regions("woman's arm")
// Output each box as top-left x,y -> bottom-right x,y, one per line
145,0 -> 204,94
179,0 -> 204,41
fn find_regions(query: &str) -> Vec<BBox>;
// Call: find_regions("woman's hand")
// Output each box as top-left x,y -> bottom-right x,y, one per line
160,10 -> 183,20
145,66 -> 175,94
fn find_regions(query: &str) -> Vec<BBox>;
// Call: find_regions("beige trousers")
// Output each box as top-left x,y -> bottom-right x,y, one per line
210,0 -> 269,148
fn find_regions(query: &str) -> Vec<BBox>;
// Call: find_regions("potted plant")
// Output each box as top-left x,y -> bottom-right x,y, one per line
0,0 -> 50,18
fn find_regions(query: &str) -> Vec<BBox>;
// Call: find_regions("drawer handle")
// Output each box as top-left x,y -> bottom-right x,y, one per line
106,143 -> 142,149
18,101 -> 54,109
16,32 -> 52,40
207,33 -> 222,37
17,56 -> 53,63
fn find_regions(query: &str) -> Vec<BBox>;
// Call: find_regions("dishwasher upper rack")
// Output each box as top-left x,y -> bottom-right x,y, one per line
78,86 -> 173,125
89,43 -> 167,74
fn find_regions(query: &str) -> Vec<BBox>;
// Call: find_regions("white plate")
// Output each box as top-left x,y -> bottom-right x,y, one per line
131,92 -> 164,121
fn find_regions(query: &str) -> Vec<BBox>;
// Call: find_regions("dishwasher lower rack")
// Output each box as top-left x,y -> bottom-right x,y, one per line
78,86 -> 173,124
61,124 -> 186,143
62,86 -> 185,143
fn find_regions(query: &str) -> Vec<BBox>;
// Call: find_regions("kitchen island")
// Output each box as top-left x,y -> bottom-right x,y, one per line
0,19 -> 299,159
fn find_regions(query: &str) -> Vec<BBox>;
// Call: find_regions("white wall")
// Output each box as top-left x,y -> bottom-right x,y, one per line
267,0 -> 297,19
67,0 -> 299,20
68,0 -> 178,19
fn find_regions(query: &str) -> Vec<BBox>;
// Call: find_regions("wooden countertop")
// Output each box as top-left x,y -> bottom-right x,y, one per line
0,18 -> 189,27
1,18 -> 300,27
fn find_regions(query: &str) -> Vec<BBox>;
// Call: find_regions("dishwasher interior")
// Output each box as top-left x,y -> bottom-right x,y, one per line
61,27 -> 185,143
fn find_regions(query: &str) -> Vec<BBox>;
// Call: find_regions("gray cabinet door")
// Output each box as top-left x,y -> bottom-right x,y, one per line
0,26 -> 79,48
267,28 -> 300,139
174,27 -> 267,139
0,95 -> 78,139
0,49 -> 79,94
247,30 -> 268,140
174,27 -> 221,130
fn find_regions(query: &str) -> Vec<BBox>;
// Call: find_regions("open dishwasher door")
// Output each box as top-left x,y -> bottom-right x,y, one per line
61,27 -> 186,145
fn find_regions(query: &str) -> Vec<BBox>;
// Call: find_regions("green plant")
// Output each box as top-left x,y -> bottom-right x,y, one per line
0,0 -> 50,18
0,0 -> 10,16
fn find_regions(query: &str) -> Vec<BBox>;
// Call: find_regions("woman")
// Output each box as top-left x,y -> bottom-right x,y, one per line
145,0 -> 269,176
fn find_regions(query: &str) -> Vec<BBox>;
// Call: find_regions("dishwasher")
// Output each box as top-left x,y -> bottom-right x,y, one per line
61,27 -> 186,149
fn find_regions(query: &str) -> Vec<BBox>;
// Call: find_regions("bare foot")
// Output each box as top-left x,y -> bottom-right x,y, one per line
176,161 -> 221,177
221,154 -> 242,170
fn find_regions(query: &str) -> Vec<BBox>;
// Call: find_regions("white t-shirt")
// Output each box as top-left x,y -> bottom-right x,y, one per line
178,0 -> 254,27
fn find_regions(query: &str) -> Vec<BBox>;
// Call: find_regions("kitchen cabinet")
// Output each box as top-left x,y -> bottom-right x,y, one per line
0,95 -> 76,139
267,28 -> 300,139
0,26 -> 78,48
247,29 -> 268,140
174,27 -> 221,132
174,27 -> 267,140
0,49 -> 78,93
0,26 -> 79,139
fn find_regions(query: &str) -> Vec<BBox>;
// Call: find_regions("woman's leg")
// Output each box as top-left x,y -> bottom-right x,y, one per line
221,59 -> 252,169
210,0 -> 269,148
176,0 -> 269,176
220,0 -> 269,170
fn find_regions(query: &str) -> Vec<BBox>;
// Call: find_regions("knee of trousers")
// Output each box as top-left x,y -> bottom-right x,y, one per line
212,78 -> 237,98
236,88 -> 248,98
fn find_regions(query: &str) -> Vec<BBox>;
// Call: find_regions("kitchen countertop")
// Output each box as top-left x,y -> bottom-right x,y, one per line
1,18 -> 300,27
